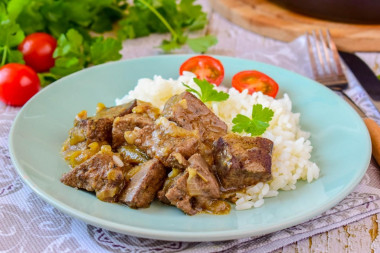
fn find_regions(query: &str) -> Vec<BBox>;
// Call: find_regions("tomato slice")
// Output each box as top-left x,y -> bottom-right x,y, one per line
232,70 -> 279,98
179,55 -> 224,86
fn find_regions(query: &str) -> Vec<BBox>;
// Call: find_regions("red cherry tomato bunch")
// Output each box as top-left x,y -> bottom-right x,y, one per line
0,33 -> 57,106
180,55 -> 279,98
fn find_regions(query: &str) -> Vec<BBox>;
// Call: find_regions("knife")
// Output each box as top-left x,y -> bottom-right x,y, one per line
338,51 -> 380,165
339,51 -> 380,110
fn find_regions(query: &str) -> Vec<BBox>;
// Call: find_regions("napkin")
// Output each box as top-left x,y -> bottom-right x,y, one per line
1,34 -> 380,253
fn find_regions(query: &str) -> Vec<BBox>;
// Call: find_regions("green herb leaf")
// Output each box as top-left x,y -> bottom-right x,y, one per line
187,35 -> 217,53
7,49 -> 24,63
50,56 -> 83,77
51,28 -> 122,78
15,1 -> 45,35
38,72 -> 60,87
0,19 -> 24,47
182,83 -> 201,98
90,37 -> 122,65
231,114 -> 252,133
16,0 -> 128,36
251,103 -> 274,122
0,2 -> 26,66
50,29 -> 85,77
377,74 -> 380,81
160,33 -> 187,52
184,78 -> 229,103
118,0 -> 215,53
178,0 -> 207,31
53,29 -> 84,58
117,5 -> 151,40
0,18 -> 25,66
7,0 -> 29,21
232,104 -> 274,136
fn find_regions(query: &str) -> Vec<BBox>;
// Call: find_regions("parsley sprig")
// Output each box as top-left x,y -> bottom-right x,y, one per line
232,104 -> 274,136
38,29 -> 123,87
183,78 -> 229,103
119,0 -> 217,53
0,2 -> 25,66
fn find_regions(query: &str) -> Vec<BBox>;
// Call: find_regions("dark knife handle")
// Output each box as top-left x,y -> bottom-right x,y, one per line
339,51 -> 380,101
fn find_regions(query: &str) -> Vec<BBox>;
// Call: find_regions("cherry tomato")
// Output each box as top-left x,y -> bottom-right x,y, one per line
0,63 -> 40,106
18,32 -> 57,73
232,70 -> 279,98
179,55 -> 224,86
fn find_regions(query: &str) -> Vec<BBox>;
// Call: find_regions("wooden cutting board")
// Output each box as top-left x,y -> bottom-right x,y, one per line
209,0 -> 380,52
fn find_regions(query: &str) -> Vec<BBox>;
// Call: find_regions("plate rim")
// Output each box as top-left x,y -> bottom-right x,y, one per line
8,54 -> 372,241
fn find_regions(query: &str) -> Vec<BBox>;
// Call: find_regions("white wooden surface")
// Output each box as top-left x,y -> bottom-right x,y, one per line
118,0 -> 380,251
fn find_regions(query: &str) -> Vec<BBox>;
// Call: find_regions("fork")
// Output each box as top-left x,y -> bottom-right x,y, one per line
306,29 -> 380,165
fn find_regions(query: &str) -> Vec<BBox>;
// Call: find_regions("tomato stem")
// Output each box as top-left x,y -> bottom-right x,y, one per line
137,0 -> 178,40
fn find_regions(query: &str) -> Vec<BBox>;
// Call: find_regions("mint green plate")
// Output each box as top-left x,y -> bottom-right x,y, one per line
9,55 -> 371,241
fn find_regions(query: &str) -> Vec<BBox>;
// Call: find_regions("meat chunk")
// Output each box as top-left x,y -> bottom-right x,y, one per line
125,117 -> 201,168
185,154 -> 220,199
161,154 -> 230,215
213,133 -> 273,191
119,159 -> 166,208
162,170 -> 194,214
157,168 -> 182,205
67,100 -> 136,146
112,113 -> 153,148
96,100 -> 137,119
163,91 -> 228,147
60,147 -> 128,202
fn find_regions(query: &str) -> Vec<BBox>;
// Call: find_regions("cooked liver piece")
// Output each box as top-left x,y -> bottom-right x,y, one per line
96,100 -> 137,119
163,171 -> 195,214
186,154 -> 220,198
112,113 -> 153,149
119,159 -> 166,208
60,151 -> 127,202
69,100 -> 136,146
164,154 -> 223,215
213,133 -> 273,191
125,117 -> 201,168
163,91 -> 228,147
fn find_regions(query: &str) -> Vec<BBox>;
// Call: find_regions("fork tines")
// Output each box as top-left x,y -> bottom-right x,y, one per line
306,30 -> 348,89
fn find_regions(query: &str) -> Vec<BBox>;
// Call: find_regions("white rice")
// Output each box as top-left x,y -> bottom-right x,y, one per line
116,72 -> 320,210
